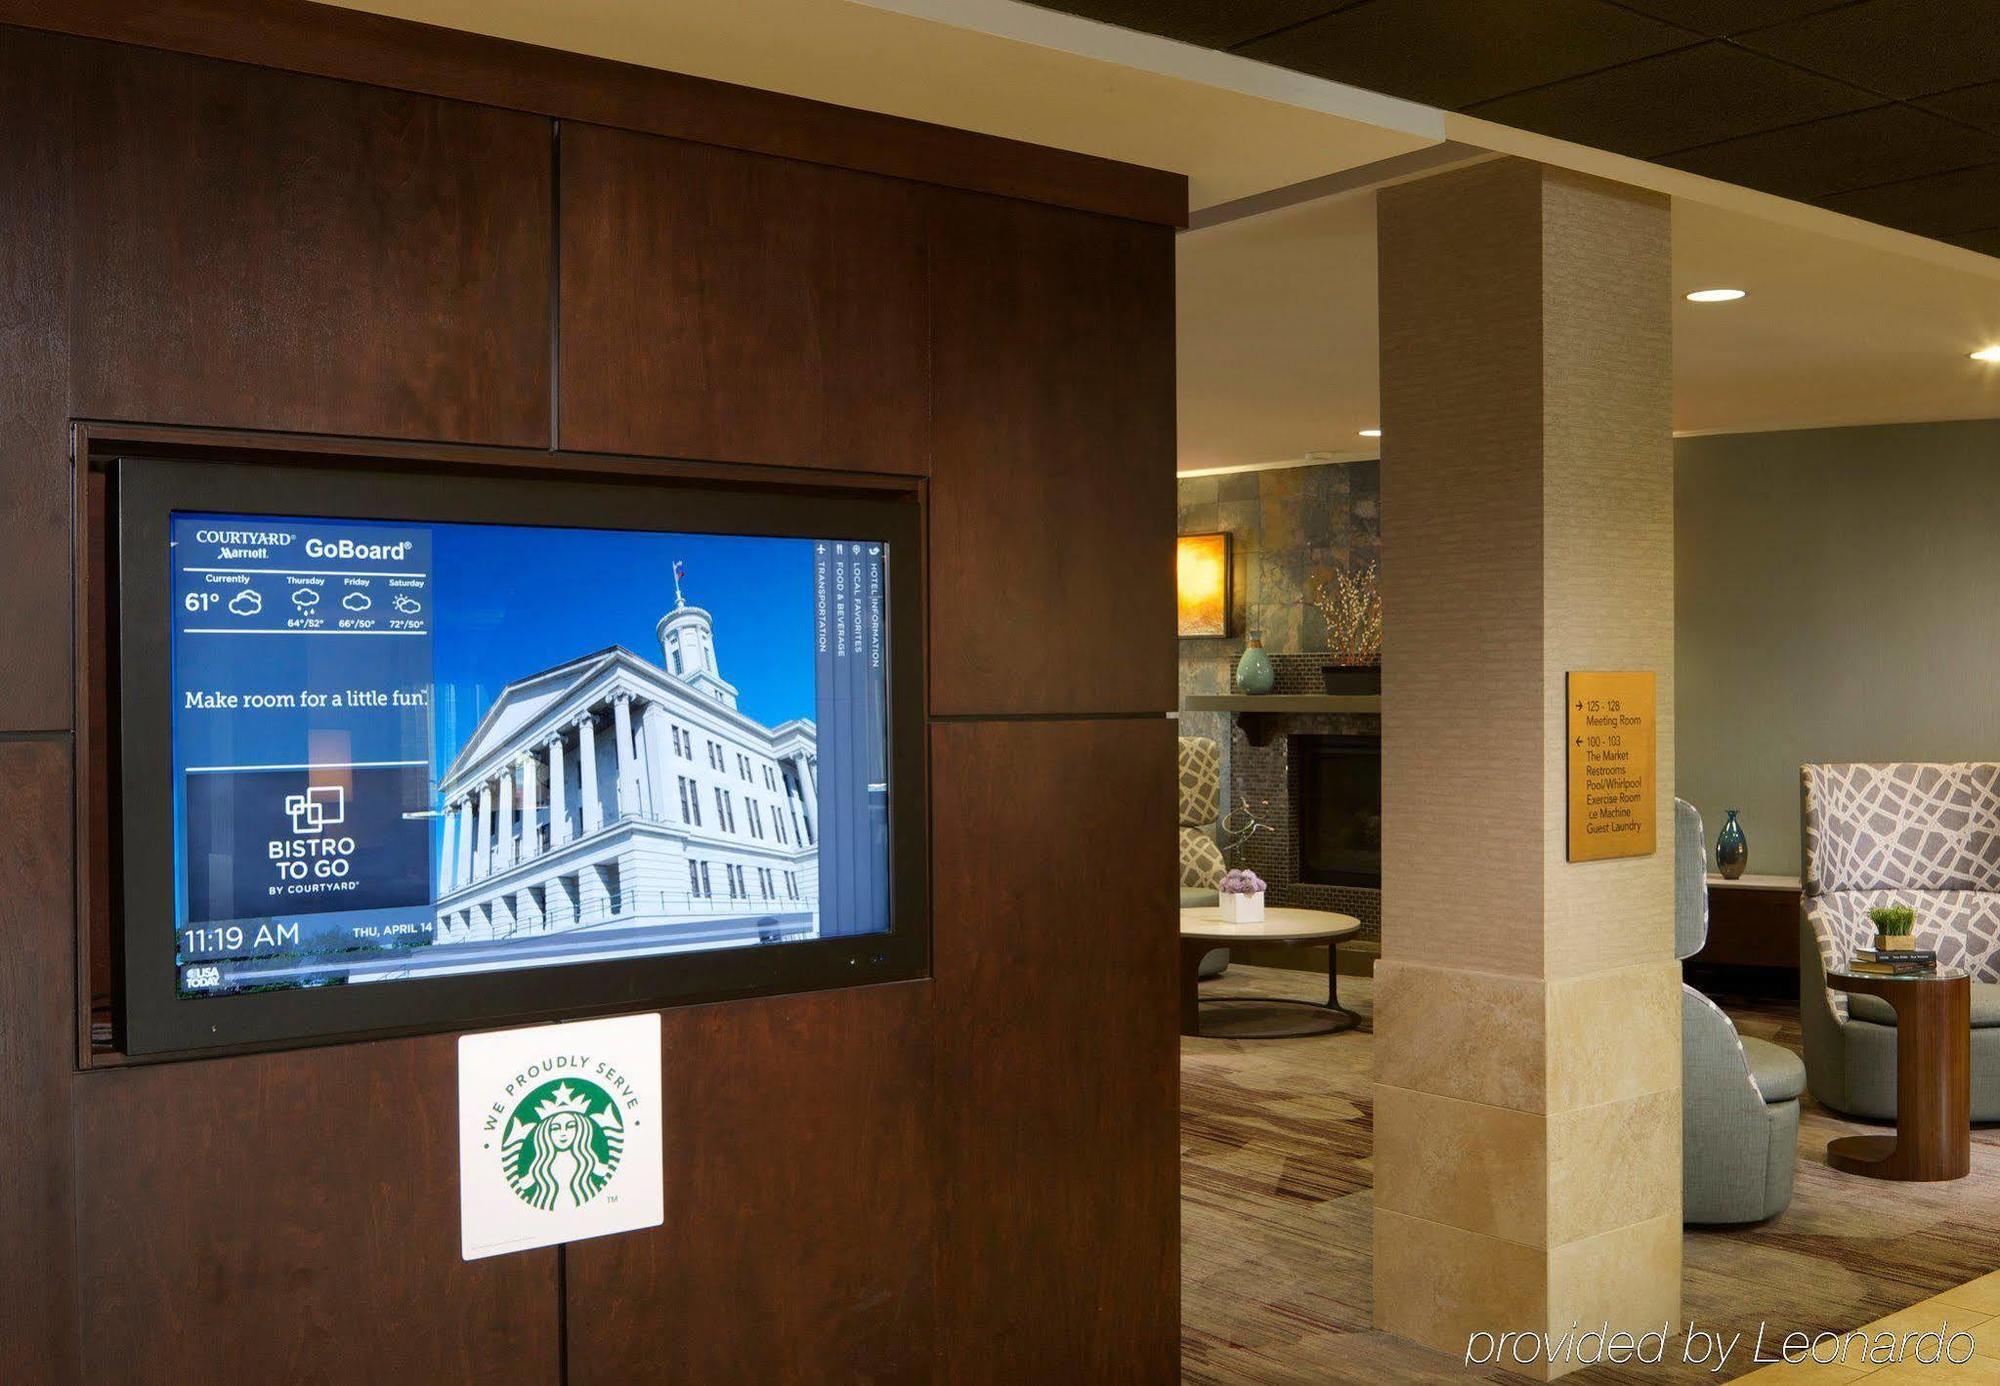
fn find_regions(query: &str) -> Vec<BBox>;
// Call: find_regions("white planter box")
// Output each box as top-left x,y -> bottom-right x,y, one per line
1218,890 -> 1265,924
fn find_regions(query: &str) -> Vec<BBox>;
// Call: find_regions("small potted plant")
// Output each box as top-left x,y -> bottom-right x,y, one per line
1217,868 -> 1267,924
1869,904 -> 1917,952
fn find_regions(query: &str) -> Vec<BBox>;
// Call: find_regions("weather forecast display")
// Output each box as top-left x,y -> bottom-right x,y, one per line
169,511 -> 890,998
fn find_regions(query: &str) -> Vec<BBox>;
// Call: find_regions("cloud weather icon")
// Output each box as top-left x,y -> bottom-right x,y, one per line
392,594 -> 421,615
227,590 -> 262,617
342,591 -> 372,612
291,588 -> 320,610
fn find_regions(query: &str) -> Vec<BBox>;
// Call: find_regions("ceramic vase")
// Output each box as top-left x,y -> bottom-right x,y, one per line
1235,632 -> 1275,695
1716,809 -> 1747,880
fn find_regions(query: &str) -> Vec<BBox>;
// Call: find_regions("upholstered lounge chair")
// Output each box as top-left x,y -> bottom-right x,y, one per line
1800,762 -> 2000,1120
1679,798 -> 1803,1224
1178,735 -> 1228,978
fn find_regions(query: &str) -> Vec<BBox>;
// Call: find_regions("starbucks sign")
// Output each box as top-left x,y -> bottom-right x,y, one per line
501,1078 -> 625,1210
458,1013 -> 664,1260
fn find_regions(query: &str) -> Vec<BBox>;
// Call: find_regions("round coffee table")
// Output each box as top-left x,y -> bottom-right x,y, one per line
1179,905 -> 1362,1039
1825,967 -> 1970,1182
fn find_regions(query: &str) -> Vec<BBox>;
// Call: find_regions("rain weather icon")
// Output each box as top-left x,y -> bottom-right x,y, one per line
342,591 -> 372,612
392,594 -> 422,615
227,590 -> 262,617
291,588 -> 321,610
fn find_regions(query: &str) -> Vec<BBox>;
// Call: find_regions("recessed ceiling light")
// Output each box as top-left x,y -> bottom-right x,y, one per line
1685,288 -> 1746,303
1972,346 -> 2000,363
1359,428 -> 1382,438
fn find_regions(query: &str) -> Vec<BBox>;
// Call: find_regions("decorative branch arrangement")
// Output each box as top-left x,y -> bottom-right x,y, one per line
1310,560 -> 1382,666
1217,796 -> 1276,855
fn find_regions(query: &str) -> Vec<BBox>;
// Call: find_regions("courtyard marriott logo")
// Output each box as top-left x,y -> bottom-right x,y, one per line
1465,1320 -> 1977,1373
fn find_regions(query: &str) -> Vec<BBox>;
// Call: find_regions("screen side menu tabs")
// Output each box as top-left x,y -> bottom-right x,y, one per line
170,514 -> 439,989
813,538 -> 889,939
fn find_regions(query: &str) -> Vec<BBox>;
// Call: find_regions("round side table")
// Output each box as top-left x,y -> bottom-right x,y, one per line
1825,967 -> 1970,1182
1178,906 -> 1362,1039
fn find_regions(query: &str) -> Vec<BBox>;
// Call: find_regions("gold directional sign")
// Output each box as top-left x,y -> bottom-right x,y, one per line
1566,671 -> 1656,863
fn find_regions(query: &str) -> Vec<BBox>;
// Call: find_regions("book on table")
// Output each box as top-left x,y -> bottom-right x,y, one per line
1846,957 -> 1937,976
1856,948 -> 1937,965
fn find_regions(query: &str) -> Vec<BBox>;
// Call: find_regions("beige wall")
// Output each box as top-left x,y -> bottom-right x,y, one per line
1676,419 -> 2000,878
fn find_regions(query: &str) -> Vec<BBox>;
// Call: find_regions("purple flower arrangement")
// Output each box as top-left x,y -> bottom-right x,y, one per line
1218,869 -> 1266,896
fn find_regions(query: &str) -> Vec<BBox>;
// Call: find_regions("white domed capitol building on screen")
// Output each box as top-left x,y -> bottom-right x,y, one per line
431,574 -> 819,954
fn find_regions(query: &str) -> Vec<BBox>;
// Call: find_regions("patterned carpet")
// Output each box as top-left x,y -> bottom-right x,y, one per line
1181,965 -> 2000,1384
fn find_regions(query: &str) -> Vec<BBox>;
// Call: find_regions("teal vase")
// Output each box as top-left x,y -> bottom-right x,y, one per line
1235,631 -> 1275,695
1716,809 -> 1747,880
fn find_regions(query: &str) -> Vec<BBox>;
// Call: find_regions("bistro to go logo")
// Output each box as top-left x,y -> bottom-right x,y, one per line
499,1078 -> 625,1211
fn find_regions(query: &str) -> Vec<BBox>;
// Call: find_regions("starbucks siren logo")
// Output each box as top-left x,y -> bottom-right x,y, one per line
500,1078 -> 625,1211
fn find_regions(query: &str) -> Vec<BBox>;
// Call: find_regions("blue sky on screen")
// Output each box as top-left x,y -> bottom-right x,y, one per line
429,524 -> 818,768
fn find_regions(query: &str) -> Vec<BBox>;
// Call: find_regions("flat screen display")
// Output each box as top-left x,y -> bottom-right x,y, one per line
166,510 -> 890,998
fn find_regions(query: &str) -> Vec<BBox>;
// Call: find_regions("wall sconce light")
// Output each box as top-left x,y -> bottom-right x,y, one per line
1177,532 -> 1231,637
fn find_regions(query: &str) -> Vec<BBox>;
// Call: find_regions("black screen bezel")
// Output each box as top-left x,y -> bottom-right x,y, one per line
114,455 -> 927,1059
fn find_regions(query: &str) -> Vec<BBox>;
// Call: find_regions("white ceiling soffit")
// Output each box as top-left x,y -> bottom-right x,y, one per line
1672,199 -> 2000,438
1178,187 -> 1379,476
1179,187 -> 2000,473
319,0 -> 1445,209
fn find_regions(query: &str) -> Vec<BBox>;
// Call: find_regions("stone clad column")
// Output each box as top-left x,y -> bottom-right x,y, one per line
547,733 -> 569,846
519,753 -> 539,860
473,783 -> 492,880
578,711 -> 603,833
1371,159 -> 1678,1372
612,693 -> 640,818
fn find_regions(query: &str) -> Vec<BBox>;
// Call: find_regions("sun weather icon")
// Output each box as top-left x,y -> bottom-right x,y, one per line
500,1079 -> 625,1212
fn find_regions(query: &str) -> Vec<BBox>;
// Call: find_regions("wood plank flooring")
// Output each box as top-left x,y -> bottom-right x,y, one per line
1182,966 -> 2000,1384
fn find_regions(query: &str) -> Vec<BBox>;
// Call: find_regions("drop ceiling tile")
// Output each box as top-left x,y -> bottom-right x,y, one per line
1234,0 -> 1699,111
1919,82 -> 2000,137
1661,104 -> 2000,201
1029,0 -> 1355,51
1735,0 -> 2000,100
1604,0 -> 1849,37
1467,42 -> 1878,159
1819,161 -> 2000,237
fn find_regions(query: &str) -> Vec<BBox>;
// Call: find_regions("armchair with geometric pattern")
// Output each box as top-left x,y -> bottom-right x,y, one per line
1178,735 -> 1229,978
1800,761 -> 2000,1120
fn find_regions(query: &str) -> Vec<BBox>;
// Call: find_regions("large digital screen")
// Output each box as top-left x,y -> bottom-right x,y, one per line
168,511 -> 890,998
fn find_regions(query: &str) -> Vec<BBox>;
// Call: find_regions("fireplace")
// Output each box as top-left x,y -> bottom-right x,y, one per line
1221,703 -> 1382,940
1291,733 -> 1382,888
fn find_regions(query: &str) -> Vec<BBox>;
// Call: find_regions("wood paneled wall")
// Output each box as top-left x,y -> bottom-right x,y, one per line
0,7 -> 1180,1384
